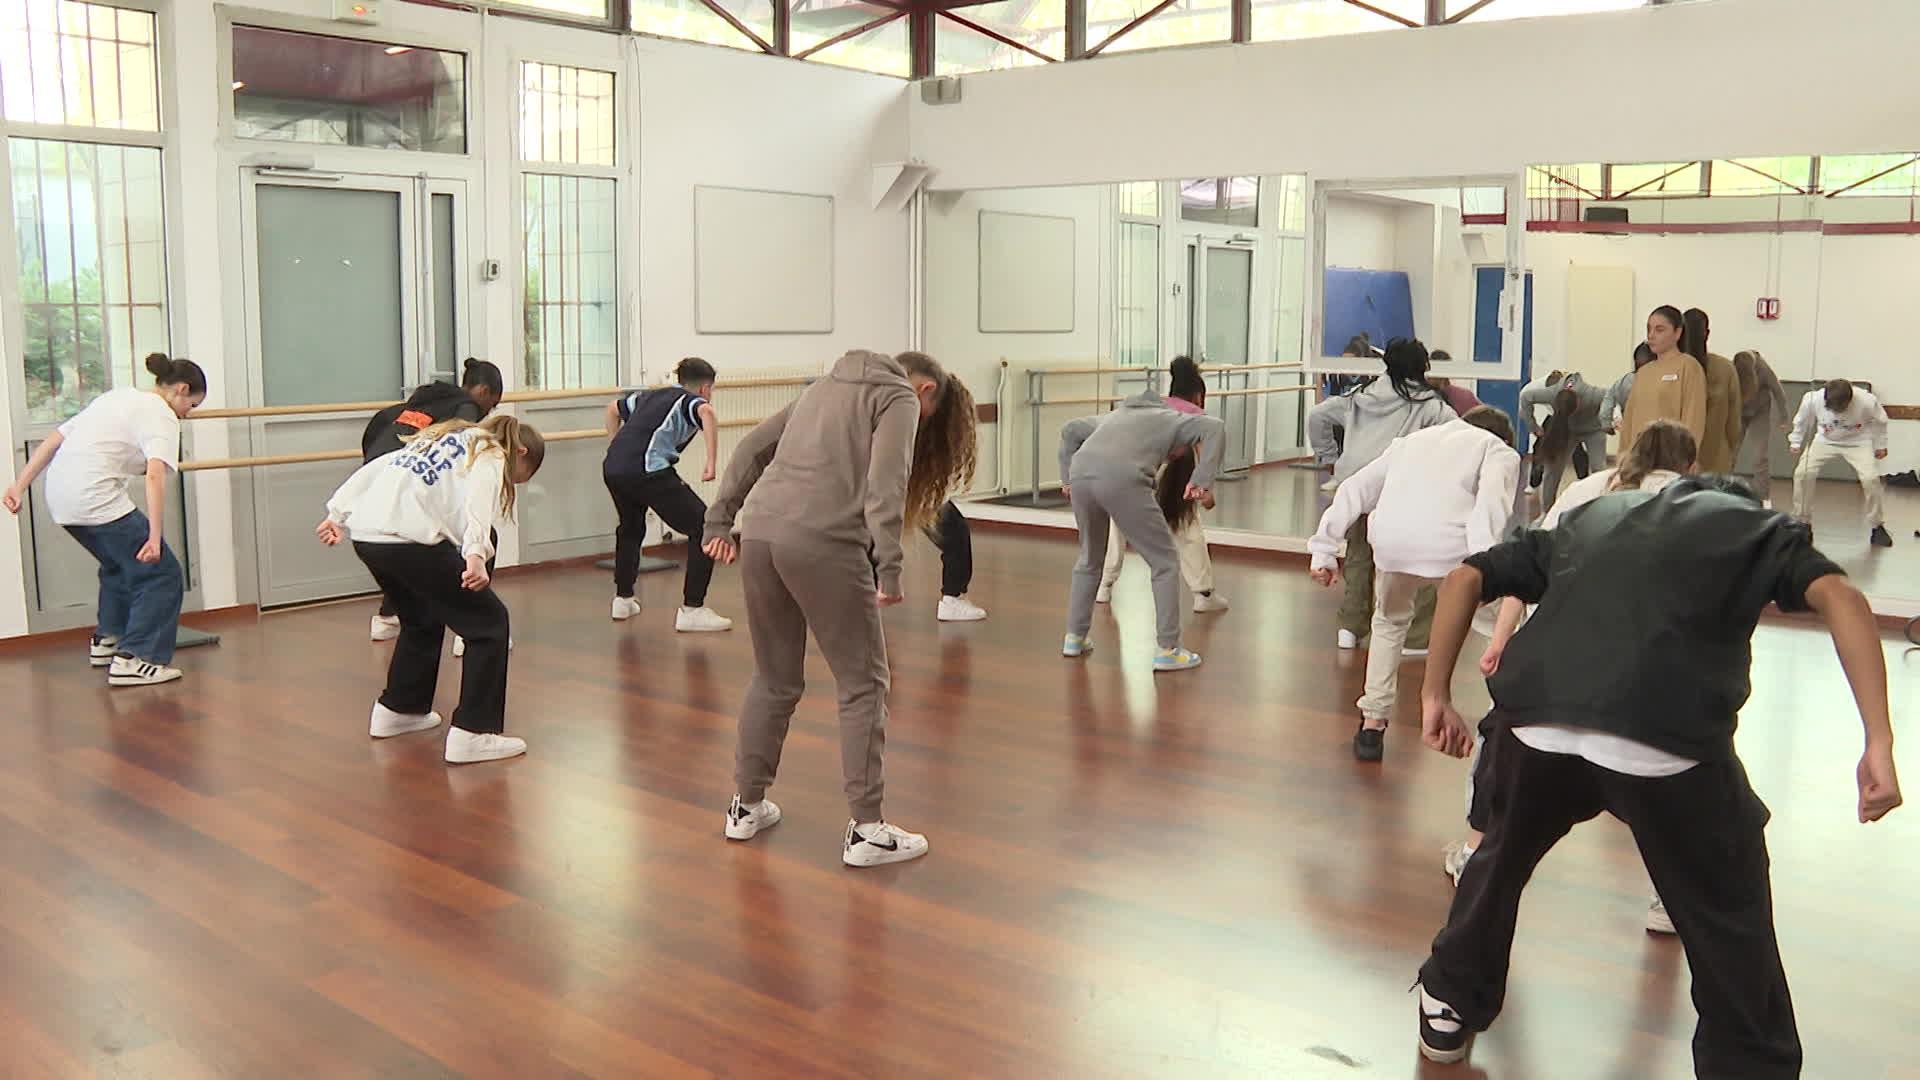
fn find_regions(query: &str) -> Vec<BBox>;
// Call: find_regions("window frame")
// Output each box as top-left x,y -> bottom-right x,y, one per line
1,0 -> 182,438
509,47 -> 624,391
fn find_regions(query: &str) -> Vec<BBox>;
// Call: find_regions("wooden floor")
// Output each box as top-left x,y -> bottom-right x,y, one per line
3,529 -> 1919,1078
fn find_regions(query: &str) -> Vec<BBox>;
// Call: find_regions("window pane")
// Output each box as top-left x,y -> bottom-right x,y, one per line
232,26 -> 467,154
796,13 -> 909,78
632,0 -> 772,51
1607,160 -> 1703,199
0,0 -> 160,130
1710,156 -> 1813,196
1818,153 -> 1920,197
9,138 -> 170,423
1179,176 -> 1259,227
523,174 -> 618,390
1117,180 -> 1158,218
1115,220 -> 1158,367
1448,0 -> 1642,20
935,0 -> 1065,75
1276,174 -> 1307,233
1091,0 -> 1228,55
1251,0 -> 1418,43
500,0 -> 607,18
519,61 -> 615,167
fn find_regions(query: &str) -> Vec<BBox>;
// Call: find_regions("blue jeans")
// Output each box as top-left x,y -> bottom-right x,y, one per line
64,510 -> 183,663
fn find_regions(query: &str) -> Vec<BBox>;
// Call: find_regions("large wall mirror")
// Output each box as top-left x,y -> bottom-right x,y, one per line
925,151 -> 1920,615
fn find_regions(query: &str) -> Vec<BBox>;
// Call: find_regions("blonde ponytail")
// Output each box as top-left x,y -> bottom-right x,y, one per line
405,415 -> 547,519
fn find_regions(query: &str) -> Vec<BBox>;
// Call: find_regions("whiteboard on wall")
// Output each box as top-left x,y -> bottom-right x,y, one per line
694,186 -> 834,334
978,210 -> 1075,333
1564,264 -> 1637,383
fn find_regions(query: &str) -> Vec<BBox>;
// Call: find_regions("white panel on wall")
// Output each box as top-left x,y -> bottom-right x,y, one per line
693,186 -> 835,334
1564,264 -> 1636,382
978,210 -> 1075,333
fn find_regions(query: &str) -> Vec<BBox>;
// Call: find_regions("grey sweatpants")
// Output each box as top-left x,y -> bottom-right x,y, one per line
1067,472 -> 1183,649
733,535 -> 889,822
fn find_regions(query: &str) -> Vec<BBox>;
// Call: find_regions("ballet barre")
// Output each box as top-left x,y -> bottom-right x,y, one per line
187,375 -> 819,421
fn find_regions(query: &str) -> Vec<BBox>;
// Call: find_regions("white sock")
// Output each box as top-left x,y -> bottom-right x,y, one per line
1420,987 -> 1463,1033
853,821 -> 883,840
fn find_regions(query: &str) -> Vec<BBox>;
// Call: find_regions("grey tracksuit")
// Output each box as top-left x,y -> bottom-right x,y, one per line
1059,390 -> 1225,649
1522,373 -> 1609,512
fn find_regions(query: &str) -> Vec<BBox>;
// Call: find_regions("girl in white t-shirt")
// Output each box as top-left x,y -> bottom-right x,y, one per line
317,415 -> 545,765
3,354 -> 206,686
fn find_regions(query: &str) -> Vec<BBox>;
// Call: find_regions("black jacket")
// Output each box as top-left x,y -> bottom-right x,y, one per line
1469,481 -> 1842,762
360,382 -> 483,462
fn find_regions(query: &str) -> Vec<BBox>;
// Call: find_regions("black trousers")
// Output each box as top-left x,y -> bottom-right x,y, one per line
381,529 -> 495,618
607,469 -> 714,608
1421,723 -> 1800,1079
354,541 -> 511,735
921,500 -> 973,598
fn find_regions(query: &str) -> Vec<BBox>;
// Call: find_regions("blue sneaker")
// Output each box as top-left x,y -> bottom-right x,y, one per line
1062,633 -> 1093,658
1153,646 -> 1202,672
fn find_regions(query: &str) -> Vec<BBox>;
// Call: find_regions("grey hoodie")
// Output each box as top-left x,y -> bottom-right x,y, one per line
1307,379 -> 1454,484
1058,389 -> 1226,488
703,350 -> 920,595
1520,372 -> 1607,437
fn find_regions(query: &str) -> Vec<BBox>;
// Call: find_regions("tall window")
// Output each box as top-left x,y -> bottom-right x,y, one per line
1114,182 -> 1160,368
2,0 -> 170,423
518,62 -> 619,389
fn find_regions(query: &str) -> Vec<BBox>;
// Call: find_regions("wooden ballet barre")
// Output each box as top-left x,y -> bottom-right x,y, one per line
180,413 -> 792,471
1206,385 -> 1319,398
1025,361 -> 1304,377
189,376 -> 819,421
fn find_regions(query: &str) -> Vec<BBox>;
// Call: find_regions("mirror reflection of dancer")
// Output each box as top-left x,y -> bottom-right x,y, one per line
1096,356 -> 1229,615
1308,405 -> 1519,762
927,500 -> 987,622
1618,305 -> 1706,447
1731,351 -> 1791,504
1411,474 -> 1900,1074
1790,378 -> 1892,548
319,415 -> 546,765
1057,380 -> 1225,672
705,350 -> 976,868
1307,338 -> 1454,652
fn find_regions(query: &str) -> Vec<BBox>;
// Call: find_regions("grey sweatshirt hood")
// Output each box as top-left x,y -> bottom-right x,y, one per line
1057,388 -> 1227,488
829,349 -> 912,390
1307,379 -> 1455,483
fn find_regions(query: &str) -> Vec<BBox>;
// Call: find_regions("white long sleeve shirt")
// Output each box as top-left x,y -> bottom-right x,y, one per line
1788,387 -> 1888,452
1308,419 -> 1522,578
325,428 -> 506,560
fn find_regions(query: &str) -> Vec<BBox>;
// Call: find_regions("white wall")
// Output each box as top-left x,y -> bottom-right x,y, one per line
924,184 -> 1109,493
910,0 -> 1920,191
1324,196 -> 1397,269
0,2 -> 911,637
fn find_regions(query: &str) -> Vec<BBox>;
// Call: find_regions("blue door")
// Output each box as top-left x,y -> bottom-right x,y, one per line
1472,266 -> 1535,451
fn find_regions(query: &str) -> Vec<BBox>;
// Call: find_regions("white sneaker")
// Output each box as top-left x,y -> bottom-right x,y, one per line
1337,629 -> 1361,650
444,728 -> 527,764
725,795 -> 783,840
1645,896 -> 1676,934
676,606 -> 733,632
1094,582 -> 1114,604
1442,840 -> 1474,886
842,820 -> 929,867
937,595 -> 987,622
451,635 -> 513,657
1062,633 -> 1093,658
611,596 -> 641,621
1320,478 -> 1339,493
107,655 -> 182,687
370,614 -> 401,641
1192,591 -> 1230,613
89,634 -> 119,668
370,702 -> 442,738
1153,646 -> 1203,672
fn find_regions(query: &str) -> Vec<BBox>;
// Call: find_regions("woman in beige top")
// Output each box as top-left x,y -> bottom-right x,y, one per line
1684,307 -> 1744,473
1619,305 -> 1707,447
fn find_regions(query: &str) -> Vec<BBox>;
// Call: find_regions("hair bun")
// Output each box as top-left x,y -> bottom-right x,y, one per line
144,352 -> 173,379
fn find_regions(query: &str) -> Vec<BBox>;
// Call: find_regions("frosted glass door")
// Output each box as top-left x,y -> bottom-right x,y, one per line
256,185 -> 408,406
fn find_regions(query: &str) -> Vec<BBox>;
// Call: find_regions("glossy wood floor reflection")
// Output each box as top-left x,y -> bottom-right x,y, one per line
3,530 -> 1919,1078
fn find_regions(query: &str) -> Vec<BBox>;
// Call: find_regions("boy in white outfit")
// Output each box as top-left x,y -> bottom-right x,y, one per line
1308,406 -> 1521,761
1790,378 -> 1892,547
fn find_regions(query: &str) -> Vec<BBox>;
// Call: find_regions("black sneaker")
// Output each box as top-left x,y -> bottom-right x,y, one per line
1417,986 -> 1474,1064
1353,724 -> 1385,762
1871,525 -> 1894,548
